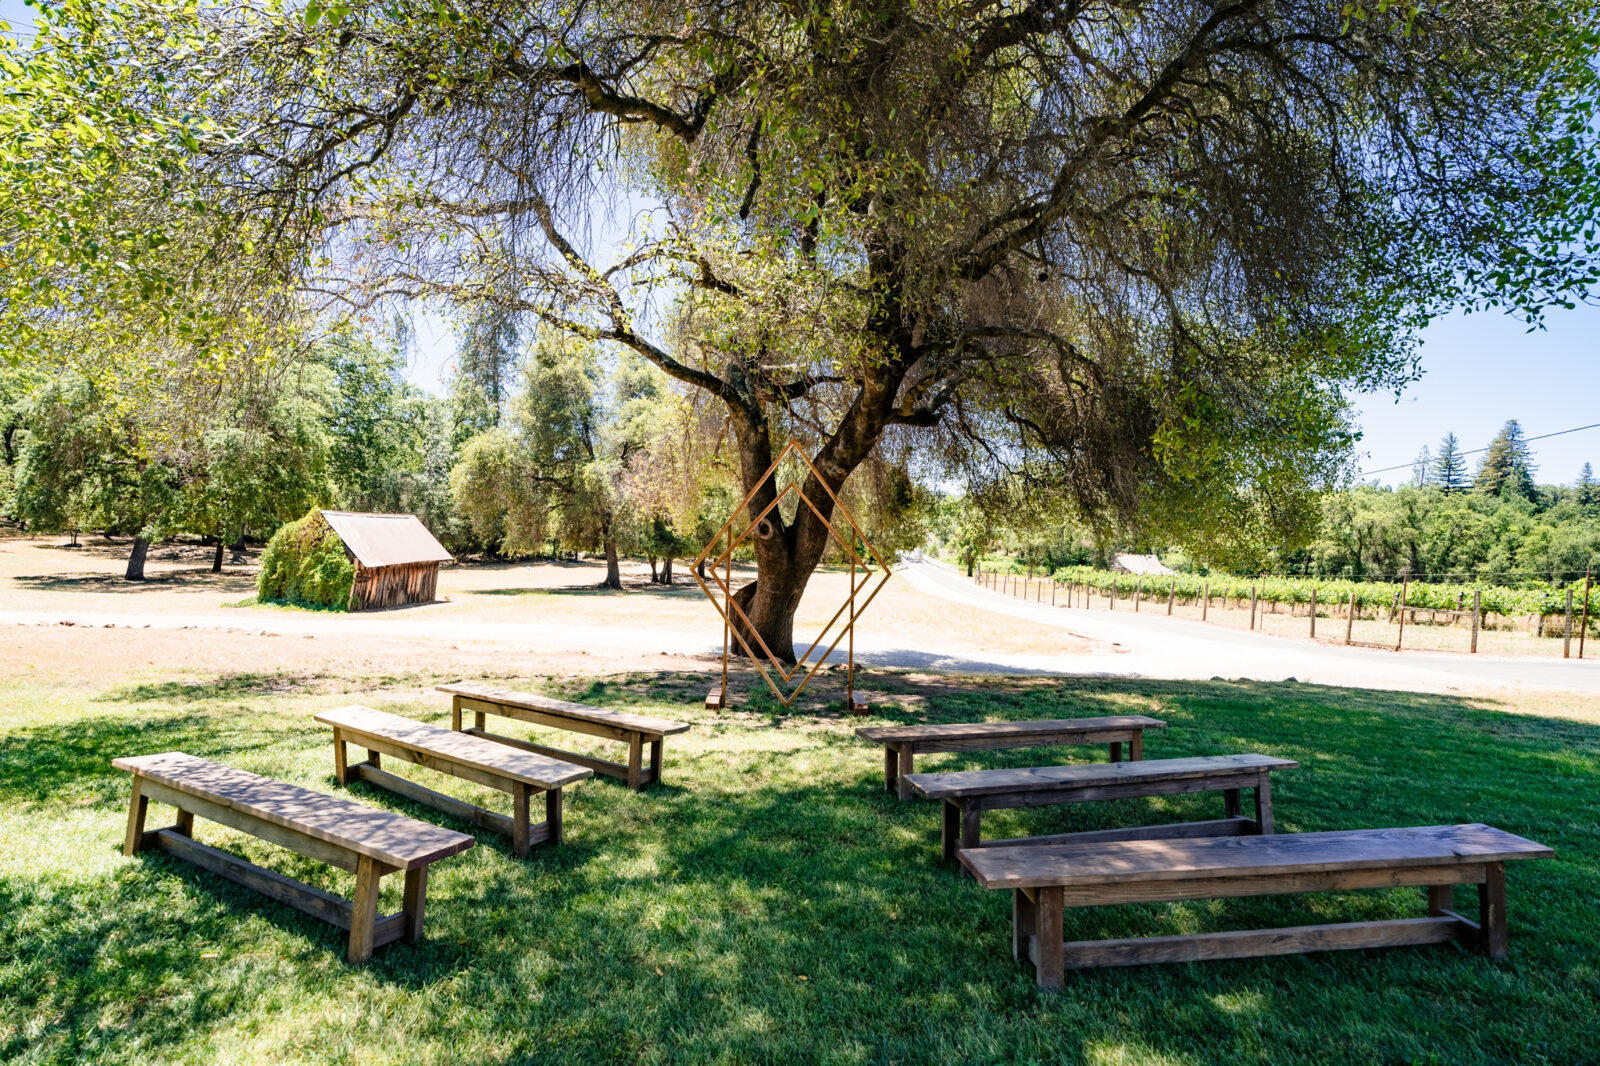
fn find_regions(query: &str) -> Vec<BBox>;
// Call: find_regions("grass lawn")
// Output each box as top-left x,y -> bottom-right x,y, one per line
2,669 -> 1597,1064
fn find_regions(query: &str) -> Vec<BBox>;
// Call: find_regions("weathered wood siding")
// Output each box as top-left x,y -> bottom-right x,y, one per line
350,561 -> 440,611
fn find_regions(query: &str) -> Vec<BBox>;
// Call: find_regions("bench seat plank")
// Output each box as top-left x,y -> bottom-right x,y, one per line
437,681 -> 691,737
112,752 -> 474,870
857,715 -> 1166,744
960,824 -> 1553,889
314,706 -> 591,790
907,754 -> 1297,800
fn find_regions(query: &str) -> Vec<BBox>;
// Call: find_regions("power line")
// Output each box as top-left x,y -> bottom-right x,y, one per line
1357,421 -> 1600,478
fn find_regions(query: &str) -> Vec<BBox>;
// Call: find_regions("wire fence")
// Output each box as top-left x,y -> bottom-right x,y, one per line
969,564 -> 1595,659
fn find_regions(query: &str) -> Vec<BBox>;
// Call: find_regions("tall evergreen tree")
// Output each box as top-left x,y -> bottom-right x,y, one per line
1474,420 -> 1538,500
1577,462 -> 1599,508
1432,432 -> 1470,493
450,308 -> 520,444
1410,445 -> 1433,487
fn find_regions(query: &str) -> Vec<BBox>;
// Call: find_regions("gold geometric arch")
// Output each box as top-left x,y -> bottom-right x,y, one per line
692,440 -> 892,711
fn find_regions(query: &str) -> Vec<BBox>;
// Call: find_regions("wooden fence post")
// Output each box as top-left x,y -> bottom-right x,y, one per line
1134,576 -> 1142,612
1110,583 -> 1115,610
1309,587 -> 1317,639
1249,584 -> 1257,630
1051,581 -> 1056,606
1167,579 -> 1176,615
1581,567 -> 1591,660
1564,587 -> 1575,659
1202,582 -> 1209,621
1346,590 -> 1356,644
1471,590 -> 1481,654
1396,572 -> 1409,652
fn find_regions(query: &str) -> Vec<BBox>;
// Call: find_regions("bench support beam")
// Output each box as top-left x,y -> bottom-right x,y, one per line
349,762 -> 555,858
1011,862 -> 1512,987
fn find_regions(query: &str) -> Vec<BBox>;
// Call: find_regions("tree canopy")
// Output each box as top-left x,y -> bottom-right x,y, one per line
4,0 -> 1598,642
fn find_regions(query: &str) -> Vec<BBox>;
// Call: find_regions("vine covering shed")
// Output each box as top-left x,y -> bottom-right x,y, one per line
320,510 -> 453,610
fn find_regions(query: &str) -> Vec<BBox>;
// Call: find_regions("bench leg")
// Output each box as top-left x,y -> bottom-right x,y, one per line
348,855 -> 381,965
627,734 -> 644,790
1253,775 -> 1275,835
941,800 -> 959,862
451,696 -> 462,732
547,787 -> 564,846
366,749 -> 382,771
123,777 -> 149,856
1109,741 -> 1123,763
1034,886 -> 1064,989
1480,863 -> 1508,960
961,800 -> 983,854
474,709 -> 487,731
402,866 -> 428,942
173,809 -> 195,838
649,738 -> 664,785
333,728 -> 350,784
1224,788 -> 1242,820
512,782 -> 532,859
897,745 -> 915,801
884,746 -> 898,794
1130,731 -> 1143,760
1013,888 -> 1035,961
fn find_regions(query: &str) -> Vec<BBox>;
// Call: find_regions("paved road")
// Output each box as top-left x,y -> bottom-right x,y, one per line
898,558 -> 1600,694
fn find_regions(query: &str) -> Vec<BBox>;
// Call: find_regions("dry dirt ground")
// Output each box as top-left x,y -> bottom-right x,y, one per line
0,534 -> 1091,693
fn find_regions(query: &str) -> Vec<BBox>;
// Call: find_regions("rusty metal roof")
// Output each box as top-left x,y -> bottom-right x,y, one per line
320,511 -> 453,569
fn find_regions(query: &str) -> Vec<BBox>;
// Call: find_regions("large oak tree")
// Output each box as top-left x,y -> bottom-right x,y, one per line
8,0 -> 1598,655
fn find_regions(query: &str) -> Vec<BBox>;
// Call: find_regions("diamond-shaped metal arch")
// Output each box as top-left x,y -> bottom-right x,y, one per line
692,441 -> 892,709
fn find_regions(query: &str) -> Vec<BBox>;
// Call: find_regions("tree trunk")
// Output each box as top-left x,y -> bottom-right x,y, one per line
648,555 -> 659,582
964,550 -> 976,577
212,541 -> 224,573
231,527 -> 247,560
697,557 -> 707,579
600,520 -> 622,589
660,556 -> 674,585
126,537 -> 151,581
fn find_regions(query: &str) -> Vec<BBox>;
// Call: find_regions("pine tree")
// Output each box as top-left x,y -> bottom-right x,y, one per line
1410,445 -> 1432,487
1474,419 -> 1537,500
451,307 -> 520,443
1577,462 -> 1598,508
1432,432 -> 1469,493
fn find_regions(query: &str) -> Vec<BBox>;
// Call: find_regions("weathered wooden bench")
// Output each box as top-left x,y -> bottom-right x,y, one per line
437,681 -> 691,789
857,715 -> 1167,800
905,753 -> 1296,861
315,706 -> 592,858
959,824 -> 1552,987
115,751 -> 474,965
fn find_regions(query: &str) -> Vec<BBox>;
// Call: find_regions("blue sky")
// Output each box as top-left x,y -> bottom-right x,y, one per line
4,2 -> 1596,487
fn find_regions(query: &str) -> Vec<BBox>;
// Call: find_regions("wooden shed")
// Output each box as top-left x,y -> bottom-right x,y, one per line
321,510 -> 454,611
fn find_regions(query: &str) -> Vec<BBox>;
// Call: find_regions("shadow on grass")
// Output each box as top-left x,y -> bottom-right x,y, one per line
101,673 -> 328,704
13,569 -> 258,594
4,674 -> 1599,1063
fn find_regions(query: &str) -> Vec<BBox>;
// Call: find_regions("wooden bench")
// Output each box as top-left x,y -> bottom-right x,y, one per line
857,715 -> 1167,800
115,752 -> 474,965
959,824 -> 1553,987
315,706 -> 592,858
437,681 -> 691,789
905,753 -> 1296,861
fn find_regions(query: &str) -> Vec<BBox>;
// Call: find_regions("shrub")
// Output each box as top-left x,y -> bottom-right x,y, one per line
256,510 -> 355,610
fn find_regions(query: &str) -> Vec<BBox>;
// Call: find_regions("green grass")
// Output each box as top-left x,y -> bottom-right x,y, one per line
2,672 -> 1597,1064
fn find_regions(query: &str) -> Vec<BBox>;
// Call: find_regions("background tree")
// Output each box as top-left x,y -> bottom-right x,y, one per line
1575,463 -> 1598,510
450,308 -> 520,445
1410,446 -> 1434,488
1433,433 -> 1471,494
1475,420 -> 1539,501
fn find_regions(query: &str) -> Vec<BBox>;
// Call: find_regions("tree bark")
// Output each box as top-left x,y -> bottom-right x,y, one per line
600,519 -> 622,589
231,527 -> 247,560
126,537 -> 151,581
212,541 -> 224,573
660,556 -> 674,585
